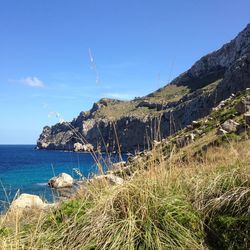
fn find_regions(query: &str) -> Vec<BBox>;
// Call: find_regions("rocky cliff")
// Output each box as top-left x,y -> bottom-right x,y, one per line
37,23 -> 250,152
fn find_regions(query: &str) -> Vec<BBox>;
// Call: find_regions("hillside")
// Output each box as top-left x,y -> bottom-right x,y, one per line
37,23 -> 250,152
1,87 -> 250,249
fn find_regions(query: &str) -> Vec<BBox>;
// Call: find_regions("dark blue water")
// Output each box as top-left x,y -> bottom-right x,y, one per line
0,145 -> 123,211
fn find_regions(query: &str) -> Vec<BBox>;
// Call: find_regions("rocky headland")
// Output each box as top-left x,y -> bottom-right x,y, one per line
37,24 -> 250,153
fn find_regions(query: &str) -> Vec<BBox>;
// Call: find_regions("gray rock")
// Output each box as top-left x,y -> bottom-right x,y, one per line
235,96 -> 250,114
221,119 -> 239,133
244,113 -> 250,125
92,174 -> 124,185
9,194 -> 47,213
217,128 -> 228,135
236,124 -> 249,134
48,173 -> 74,188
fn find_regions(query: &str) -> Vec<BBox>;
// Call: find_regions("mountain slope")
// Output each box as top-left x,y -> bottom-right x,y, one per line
37,23 -> 250,152
3,88 -> 250,249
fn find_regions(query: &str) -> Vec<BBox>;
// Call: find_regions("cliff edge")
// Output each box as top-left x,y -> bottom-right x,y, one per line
37,24 -> 250,152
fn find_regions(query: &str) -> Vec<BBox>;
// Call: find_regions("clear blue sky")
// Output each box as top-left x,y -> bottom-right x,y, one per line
0,0 -> 249,144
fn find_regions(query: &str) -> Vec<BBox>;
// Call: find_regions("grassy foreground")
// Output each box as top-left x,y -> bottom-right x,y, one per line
0,137 -> 250,249
0,138 -> 249,249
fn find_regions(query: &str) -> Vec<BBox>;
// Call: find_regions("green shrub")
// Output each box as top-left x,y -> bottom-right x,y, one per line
206,214 -> 250,249
211,107 -> 236,123
42,198 -> 93,228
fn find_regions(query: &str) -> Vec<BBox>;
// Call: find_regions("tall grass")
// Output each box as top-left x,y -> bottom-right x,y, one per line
0,139 -> 249,249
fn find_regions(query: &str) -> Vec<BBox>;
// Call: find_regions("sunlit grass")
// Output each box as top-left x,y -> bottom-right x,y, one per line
0,138 -> 249,249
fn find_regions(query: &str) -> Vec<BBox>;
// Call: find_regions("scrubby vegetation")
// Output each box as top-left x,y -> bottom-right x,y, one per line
144,84 -> 190,103
89,78 -> 230,122
91,83 -> 214,120
0,136 -> 249,249
1,89 -> 250,249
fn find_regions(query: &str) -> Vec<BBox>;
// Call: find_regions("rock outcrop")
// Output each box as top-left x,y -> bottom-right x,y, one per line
73,142 -> 94,152
235,95 -> 250,114
37,24 -> 250,153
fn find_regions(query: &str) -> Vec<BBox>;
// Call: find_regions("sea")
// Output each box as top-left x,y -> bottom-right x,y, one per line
0,145 -> 124,212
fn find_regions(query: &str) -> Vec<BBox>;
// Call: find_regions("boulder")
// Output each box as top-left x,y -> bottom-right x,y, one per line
221,119 -> 239,133
10,194 -> 46,212
236,124 -> 249,134
235,96 -> 250,114
92,174 -> 124,185
48,173 -> 74,188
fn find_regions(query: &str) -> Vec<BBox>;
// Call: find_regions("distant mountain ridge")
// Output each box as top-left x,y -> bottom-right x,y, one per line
37,23 -> 250,152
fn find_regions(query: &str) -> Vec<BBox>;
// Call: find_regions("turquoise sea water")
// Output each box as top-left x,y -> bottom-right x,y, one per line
0,145 -> 122,212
